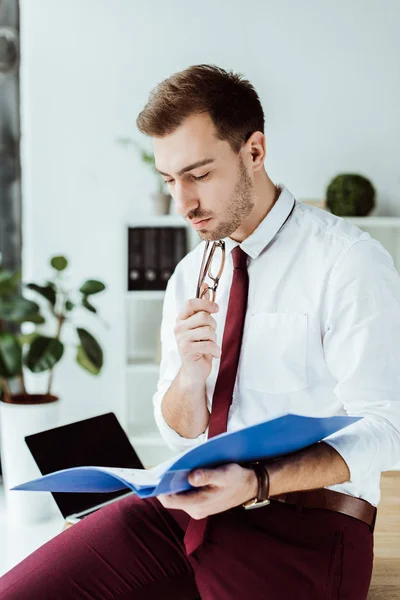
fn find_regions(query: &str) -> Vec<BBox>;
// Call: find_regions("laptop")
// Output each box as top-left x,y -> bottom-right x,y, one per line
24,412 -> 145,525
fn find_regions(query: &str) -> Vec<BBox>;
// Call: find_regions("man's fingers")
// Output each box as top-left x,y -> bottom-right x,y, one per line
177,298 -> 219,321
188,466 -> 231,487
158,488 -> 207,509
158,464 -> 244,520
188,463 -> 240,487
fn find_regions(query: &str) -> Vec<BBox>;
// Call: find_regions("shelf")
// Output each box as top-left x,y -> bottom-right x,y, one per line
129,431 -> 166,447
126,215 -> 186,227
344,217 -> 400,228
129,432 -> 175,467
125,290 -> 165,300
128,215 -> 400,228
126,362 -> 160,374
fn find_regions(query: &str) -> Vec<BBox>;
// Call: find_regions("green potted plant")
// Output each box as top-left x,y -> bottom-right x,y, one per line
117,137 -> 172,215
0,254 -> 107,524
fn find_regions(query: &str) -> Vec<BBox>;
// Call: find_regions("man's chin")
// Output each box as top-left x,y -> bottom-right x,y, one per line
198,231 -> 222,242
199,231 -> 226,242
199,225 -> 238,242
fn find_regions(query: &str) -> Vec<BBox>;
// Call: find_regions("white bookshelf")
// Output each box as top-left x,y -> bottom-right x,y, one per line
124,215 -> 400,468
125,290 -> 166,300
344,216 -> 400,228
124,216 -> 200,466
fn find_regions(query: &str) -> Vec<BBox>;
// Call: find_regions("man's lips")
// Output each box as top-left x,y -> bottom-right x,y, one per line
191,218 -> 212,229
192,218 -> 210,225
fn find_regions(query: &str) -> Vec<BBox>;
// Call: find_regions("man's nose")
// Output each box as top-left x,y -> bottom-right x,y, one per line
173,181 -> 199,218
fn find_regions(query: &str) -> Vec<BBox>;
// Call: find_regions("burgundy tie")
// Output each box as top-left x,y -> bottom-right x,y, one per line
183,245 -> 249,555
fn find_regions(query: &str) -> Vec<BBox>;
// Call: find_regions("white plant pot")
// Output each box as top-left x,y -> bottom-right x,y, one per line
0,395 -> 60,525
151,192 -> 172,215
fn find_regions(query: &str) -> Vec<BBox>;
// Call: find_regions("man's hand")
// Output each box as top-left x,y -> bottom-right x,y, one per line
160,297 -> 221,439
174,296 -> 221,383
157,463 -> 258,519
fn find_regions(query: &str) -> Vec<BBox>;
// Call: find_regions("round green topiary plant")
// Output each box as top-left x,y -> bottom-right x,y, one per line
326,174 -> 376,217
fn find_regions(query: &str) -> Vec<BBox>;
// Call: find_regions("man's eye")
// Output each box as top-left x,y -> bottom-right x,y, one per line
164,172 -> 210,185
193,172 -> 210,181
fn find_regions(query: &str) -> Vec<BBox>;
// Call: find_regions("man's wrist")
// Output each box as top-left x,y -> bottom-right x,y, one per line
265,460 -> 284,497
242,463 -> 271,509
259,442 -> 351,498
244,467 -> 259,503
179,366 -> 207,389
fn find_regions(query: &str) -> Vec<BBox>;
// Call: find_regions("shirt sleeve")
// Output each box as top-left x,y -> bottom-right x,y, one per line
152,269 -> 208,453
322,237 -> 400,488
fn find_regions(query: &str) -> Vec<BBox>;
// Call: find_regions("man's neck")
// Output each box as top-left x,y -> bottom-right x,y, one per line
230,174 -> 280,242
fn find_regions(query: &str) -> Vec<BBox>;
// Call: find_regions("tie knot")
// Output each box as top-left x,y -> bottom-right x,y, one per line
232,246 -> 248,270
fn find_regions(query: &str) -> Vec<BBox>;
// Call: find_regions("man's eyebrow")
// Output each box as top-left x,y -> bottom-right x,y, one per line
155,158 -> 216,177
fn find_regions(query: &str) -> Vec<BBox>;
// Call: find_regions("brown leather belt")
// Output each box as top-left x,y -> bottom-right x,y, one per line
270,489 -> 377,533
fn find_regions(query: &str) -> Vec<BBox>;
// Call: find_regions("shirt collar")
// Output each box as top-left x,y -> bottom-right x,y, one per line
222,184 -> 296,260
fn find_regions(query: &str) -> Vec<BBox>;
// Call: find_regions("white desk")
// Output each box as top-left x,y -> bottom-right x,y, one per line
0,479 -> 64,577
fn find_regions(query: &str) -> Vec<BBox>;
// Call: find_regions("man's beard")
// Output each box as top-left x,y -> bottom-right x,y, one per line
199,156 -> 255,242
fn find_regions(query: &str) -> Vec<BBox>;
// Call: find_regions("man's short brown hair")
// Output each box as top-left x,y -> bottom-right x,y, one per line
136,64 -> 265,153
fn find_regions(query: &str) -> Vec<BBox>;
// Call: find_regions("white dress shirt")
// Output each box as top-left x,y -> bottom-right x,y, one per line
153,184 -> 400,506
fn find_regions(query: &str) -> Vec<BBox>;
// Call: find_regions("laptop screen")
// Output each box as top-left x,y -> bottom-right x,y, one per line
25,412 -> 144,519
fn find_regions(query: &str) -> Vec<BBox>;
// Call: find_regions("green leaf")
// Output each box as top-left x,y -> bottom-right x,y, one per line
17,332 -> 39,346
23,313 -> 46,324
0,332 -> 23,378
76,327 -> 103,374
79,280 -> 105,296
0,296 -> 41,323
141,150 -> 155,165
50,256 -> 68,271
0,269 -> 21,296
26,283 -> 57,306
25,336 -> 64,373
76,345 -> 100,375
82,297 -> 97,314
65,300 -> 75,312
115,136 -> 133,146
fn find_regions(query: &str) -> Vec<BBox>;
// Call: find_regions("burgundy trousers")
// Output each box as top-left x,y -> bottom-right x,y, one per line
0,492 -> 374,600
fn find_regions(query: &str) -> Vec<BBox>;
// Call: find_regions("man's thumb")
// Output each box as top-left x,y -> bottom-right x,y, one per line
189,469 -> 211,487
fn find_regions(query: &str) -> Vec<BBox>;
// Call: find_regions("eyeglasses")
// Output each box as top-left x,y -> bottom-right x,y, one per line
196,240 -> 226,302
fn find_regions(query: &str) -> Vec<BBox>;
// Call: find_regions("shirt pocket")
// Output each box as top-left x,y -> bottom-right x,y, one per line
240,312 -> 308,393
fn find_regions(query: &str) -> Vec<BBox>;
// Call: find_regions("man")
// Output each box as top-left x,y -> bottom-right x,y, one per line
1,64 -> 400,600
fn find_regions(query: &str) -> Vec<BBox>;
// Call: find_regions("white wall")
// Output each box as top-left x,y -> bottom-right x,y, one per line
19,0 -> 400,425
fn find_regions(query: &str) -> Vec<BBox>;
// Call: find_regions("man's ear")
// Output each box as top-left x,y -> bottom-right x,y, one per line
244,131 -> 266,173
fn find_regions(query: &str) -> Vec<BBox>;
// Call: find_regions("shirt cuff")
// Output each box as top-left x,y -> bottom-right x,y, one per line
323,416 -> 392,487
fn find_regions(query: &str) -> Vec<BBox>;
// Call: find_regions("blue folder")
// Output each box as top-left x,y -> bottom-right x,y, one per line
12,413 -> 360,498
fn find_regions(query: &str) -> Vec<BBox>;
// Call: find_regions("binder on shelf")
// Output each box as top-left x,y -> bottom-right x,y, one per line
143,227 -> 159,291
174,227 -> 188,267
159,227 -> 175,288
128,228 -> 144,291
127,225 -> 189,292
